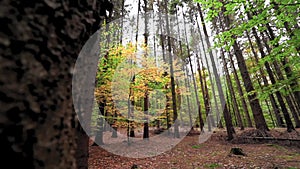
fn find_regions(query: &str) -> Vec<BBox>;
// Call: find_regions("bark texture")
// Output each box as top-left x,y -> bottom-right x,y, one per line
1,0 -> 103,168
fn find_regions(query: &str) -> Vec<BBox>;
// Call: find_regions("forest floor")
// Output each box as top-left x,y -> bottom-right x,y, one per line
88,128 -> 300,169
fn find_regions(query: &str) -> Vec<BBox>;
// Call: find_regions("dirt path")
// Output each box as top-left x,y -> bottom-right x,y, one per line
88,128 -> 300,169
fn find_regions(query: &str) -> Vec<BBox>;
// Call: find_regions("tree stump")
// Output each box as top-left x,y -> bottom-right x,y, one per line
230,147 -> 246,156
131,164 -> 138,169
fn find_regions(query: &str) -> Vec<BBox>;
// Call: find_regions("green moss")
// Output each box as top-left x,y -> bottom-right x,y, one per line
191,145 -> 203,149
204,163 -> 221,169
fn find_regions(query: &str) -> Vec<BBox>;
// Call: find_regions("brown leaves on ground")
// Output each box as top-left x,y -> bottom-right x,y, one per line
88,128 -> 300,169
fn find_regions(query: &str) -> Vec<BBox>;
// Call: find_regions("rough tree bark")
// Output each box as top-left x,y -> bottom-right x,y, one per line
1,0 -> 105,168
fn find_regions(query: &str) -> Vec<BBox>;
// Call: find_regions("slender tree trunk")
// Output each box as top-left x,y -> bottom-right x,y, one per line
285,95 -> 300,128
165,84 -> 171,134
197,4 -> 235,139
227,51 -> 253,127
165,0 -> 180,138
184,66 -> 194,129
248,17 -> 295,131
143,0 -> 149,140
119,0 -> 125,43
93,51 -> 108,145
189,11 -> 211,131
195,13 -> 219,128
219,9 -> 269,131
93,101 -> 105,145
225,82 -> 236,125
244,29 -> 284,127
265,22 -> 300,110
128,75 -> 135,138
214,14 -> 246,130
200,58 -> 215,127
158,5 -> 170,132
182,7 -> 204,133
260,32 -> 300,126
198,4 -> 235,138
175,10 -> 193,130
265,99 -> 276,128
273,2 -> 300,55
135,0 -> 141,48
250,57 -> 277,128
143,87 -> 149,139
220,48 -> 244,130
112,106 -> 118,138
196,55 -> 211,131
231,37 -> 268,131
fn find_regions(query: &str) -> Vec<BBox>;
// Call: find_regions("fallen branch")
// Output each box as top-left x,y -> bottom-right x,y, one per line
241,137 -> 300,142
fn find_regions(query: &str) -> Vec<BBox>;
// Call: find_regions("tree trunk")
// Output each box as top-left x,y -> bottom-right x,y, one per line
143,88 -> 149,139
165,0 -> 180,138
228,51 -> 253,127
93,101 -> 105,145
184,66 -> 194,129
182,7 -> 204,133
196,55 -> 212,131
197,4 -> 235,139
112,107 -> 118,138
248,18 -> 295,132
220,48 -> 244,130
143,0 -> 150,140
129,75 -> 135,137
220,10 -> 269,132
190,12 -> 211,131
265,22 -> 300,110
244,29 -> 284,128
195,13 -> 219,128
232,40 -> 268,131
175,10 -> 193,130
1,0 -> 105,168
